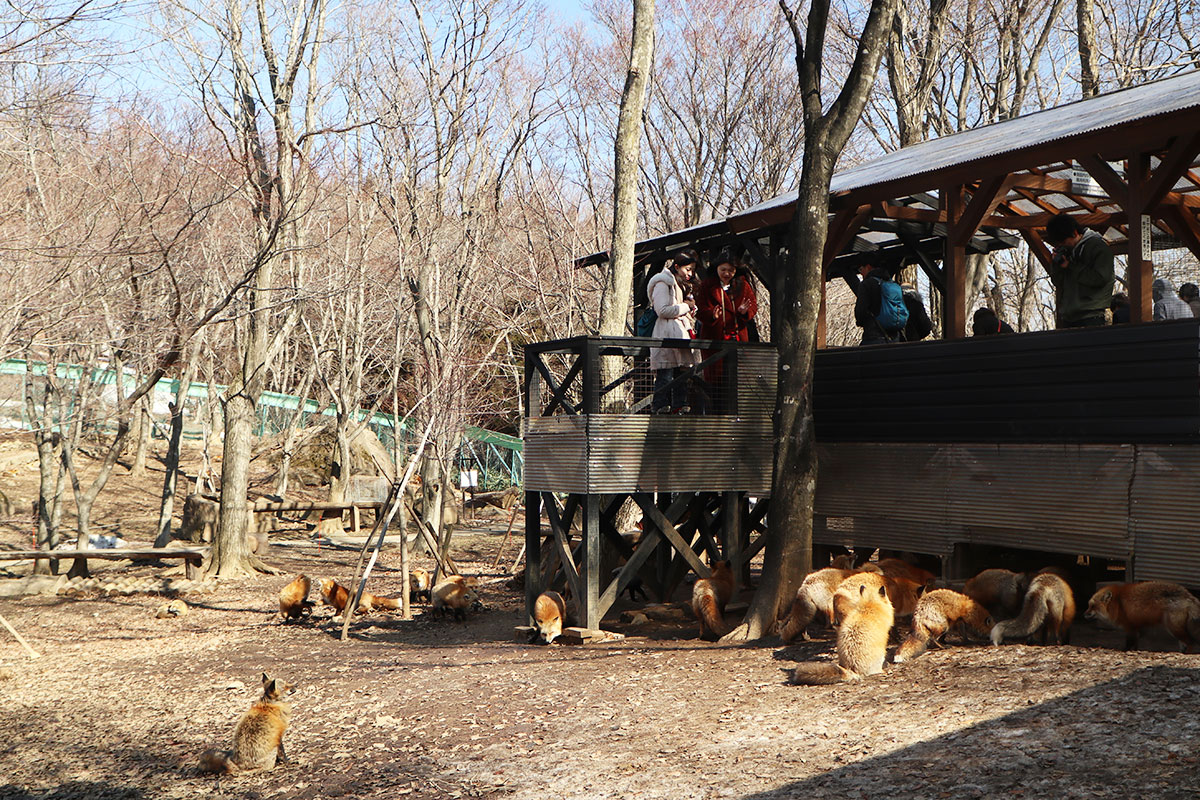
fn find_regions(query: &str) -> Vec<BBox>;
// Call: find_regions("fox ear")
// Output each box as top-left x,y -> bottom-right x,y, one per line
261,672 -> 271,686
878,585 -> 887,598
1097,589 -> 1112,603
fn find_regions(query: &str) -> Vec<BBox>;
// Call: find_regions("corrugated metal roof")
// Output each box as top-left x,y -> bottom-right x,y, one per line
734,70 -> 1200,223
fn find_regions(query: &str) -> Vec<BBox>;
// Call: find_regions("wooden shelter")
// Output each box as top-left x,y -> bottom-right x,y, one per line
525,74 -> 1200,628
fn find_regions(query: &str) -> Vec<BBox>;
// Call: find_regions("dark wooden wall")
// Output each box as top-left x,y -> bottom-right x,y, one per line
814,319 -> 1200,443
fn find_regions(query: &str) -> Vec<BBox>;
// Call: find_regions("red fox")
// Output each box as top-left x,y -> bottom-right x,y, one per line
876,558 -> 936,586
829,554 -> 856,570
791,572 -> 893,685
199,673 -> 294,774
317,578 -> 401,615
1085,581 -> 1200,652
409,568 -> 433,603
532,590 -> 568,644
432,574 -> 481,621
278,574 -> 314,622
881,575 -> 926,620
964,568 -> 1030,620
692,560 -> 735,641
778,568 -> 858,642
990,572 -> 1076,646
893,589 -> 993,663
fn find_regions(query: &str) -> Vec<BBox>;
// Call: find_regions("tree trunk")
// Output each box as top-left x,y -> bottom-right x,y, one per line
130,397 -> 151,478
597,0 -> 656,341
212,394 -> 255,577
1076,0 -> 1101,99
315,422 -> 352,536
154,359 -> 196,548
723,158 -> 831,641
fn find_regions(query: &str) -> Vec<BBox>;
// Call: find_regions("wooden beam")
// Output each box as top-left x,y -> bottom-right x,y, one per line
1157,206 -> 1200,262
632,494 -> 711,579
942,185 -> 968,339
823,204 -> 873,268
953,174 -> 1012,245
1142,131 -> 1200,212
1077,155 -> 1129,204
1126,151 -> 1153,324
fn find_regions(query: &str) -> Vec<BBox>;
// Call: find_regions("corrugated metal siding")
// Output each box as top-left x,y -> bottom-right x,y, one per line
524,415 -> 774,493
587,416 -> 773,493
523,416 -> 589,493
815,443 -> 1133,561
815,443 -> 954,556
1131,446 -> 1200,586
736,348 -> 778,418
948,444 -> 1132,559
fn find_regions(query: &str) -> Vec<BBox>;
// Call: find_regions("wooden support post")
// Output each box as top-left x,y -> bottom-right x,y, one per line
941,185 -> 967,339
1126,151 -> 1153,324
583,494 -> 602,630
723,491 -> 741,587
524,491 -> 542,624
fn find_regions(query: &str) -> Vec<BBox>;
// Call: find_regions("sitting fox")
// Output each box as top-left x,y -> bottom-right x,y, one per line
199,673 -> 294,774
778,567 -> 859,642
791,573 -> 894,685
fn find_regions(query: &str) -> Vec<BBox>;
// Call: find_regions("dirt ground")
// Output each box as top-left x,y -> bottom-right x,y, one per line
2,436 -> 1200,800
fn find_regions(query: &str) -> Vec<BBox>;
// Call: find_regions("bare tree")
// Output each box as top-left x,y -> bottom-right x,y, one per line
722,0 -> 897,642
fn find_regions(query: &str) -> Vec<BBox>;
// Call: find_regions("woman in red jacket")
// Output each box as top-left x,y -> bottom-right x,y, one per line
696,255 -> 757,414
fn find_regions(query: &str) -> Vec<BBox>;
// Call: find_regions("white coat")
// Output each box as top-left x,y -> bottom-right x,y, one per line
647,267 -> 699,370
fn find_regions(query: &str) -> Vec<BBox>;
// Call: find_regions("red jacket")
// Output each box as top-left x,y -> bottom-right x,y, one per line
696,275 -> 757,342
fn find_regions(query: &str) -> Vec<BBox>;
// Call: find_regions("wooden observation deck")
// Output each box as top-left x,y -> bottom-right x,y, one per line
523,336 -> 777,628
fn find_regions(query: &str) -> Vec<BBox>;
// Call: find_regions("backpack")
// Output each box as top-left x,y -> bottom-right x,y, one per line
876,279 -> 909,333
636,306 -> 657,337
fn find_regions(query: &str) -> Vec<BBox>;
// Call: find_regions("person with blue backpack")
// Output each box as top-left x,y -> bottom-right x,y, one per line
853,261 -> 909,345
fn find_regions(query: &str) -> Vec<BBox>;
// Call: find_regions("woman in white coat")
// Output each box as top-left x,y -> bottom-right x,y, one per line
647,248 -> 700,413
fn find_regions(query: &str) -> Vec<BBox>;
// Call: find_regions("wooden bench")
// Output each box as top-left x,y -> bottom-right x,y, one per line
252,500 -> 384,535
0,548 -> 207,580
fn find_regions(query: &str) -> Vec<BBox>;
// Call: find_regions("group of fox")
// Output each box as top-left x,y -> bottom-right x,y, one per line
756,556 -> 1200,685
674,552 -> 1200,685
275,570 -> 480,623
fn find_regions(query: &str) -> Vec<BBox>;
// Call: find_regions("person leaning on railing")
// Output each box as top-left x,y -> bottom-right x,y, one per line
696,253 -> 757,414
647,248 -> 701,414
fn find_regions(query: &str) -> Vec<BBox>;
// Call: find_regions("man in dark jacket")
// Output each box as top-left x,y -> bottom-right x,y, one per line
854,262 -> 898,345
1044,213 -> 1114,328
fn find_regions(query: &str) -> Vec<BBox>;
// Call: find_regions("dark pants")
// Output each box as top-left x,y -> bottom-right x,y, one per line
652,368 -> 688,412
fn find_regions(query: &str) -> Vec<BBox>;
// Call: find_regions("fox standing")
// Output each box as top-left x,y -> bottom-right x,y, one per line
778,567 -> 858,642
893,589 -> 993,663
199,673 -> 294,774
317,578 -> 401,616
990,572 -> 1076,646
791,572 -> 894,685
532,590 -> 568,644
964,568 -> 1030,620
1085,581 -> 1200,652
278,574 -> 314,621
432,574 -> 480,620
692,560 -> 735,641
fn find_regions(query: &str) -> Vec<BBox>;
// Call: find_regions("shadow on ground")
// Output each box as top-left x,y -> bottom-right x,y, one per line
738,665 -> 1200,800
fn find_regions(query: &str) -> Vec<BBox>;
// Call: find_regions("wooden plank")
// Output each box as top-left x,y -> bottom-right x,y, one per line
942,184 -> 968,339
543,493 -> 583,604
0,548 -> 205,562
953,174 -> 1012,245
1143,131 -> 1200,212
632,494 -> 710,579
